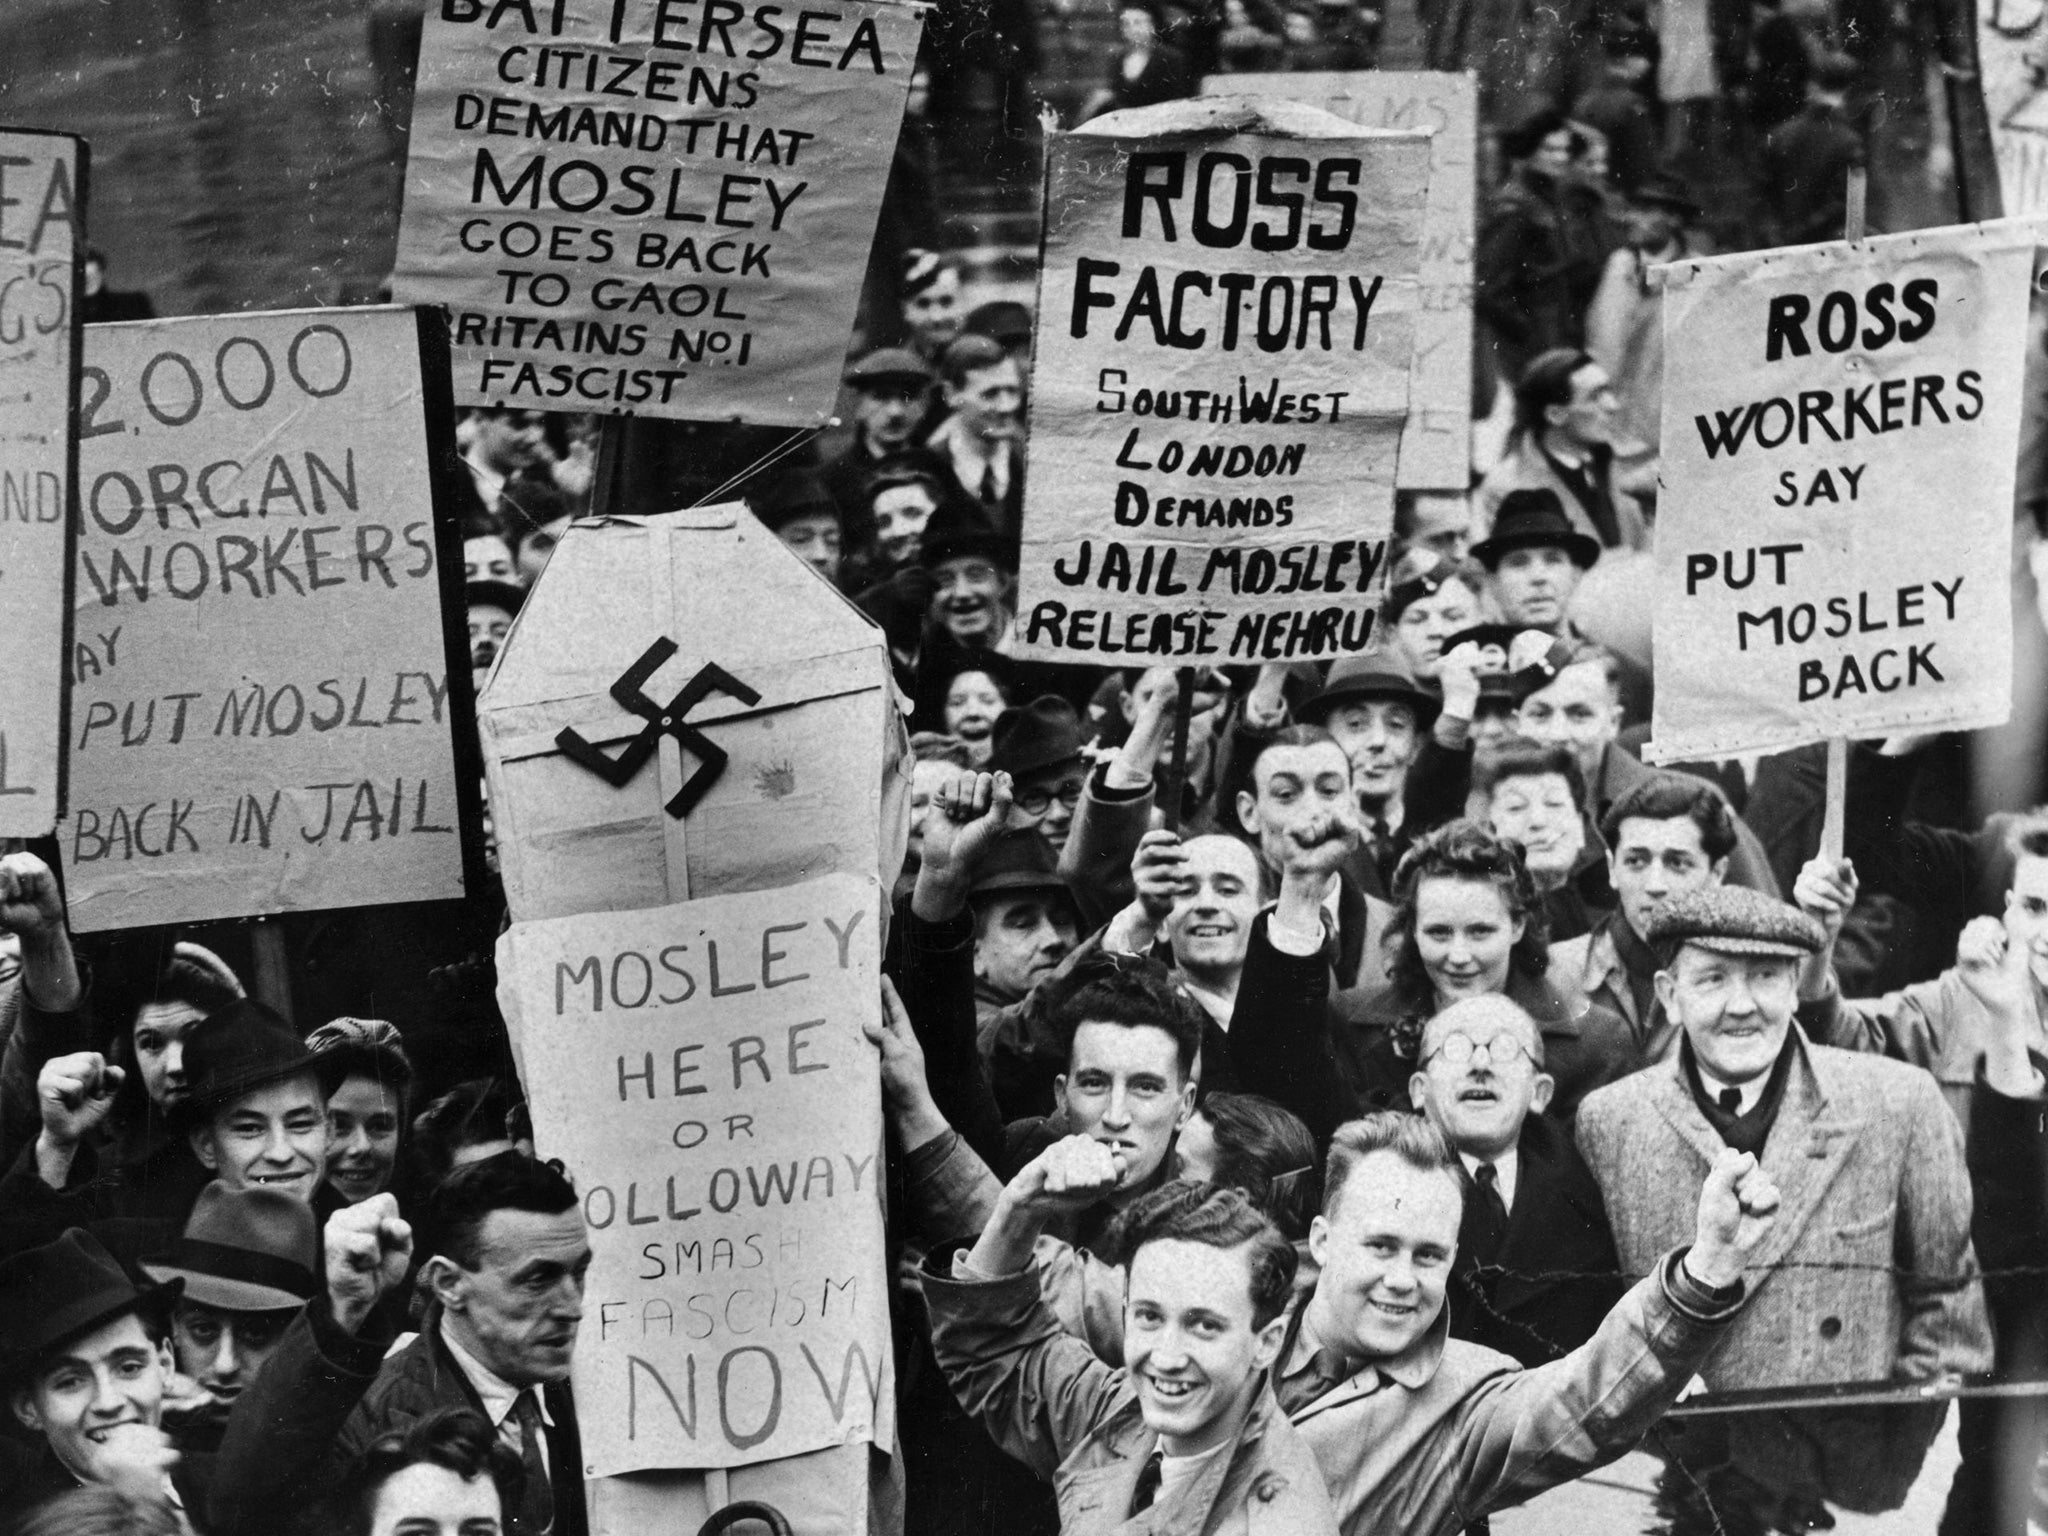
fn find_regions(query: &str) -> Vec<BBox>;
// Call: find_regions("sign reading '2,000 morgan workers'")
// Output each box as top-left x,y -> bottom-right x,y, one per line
1015,97 -> 1430,666
395,0 -> 922,426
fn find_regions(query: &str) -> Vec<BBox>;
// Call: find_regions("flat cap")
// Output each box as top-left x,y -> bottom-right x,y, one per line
1646,886 -> 1825,958
845,347 -> 933,388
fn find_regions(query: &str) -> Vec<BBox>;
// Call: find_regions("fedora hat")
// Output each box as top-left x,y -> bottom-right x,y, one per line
919,524 -> 1017,574
967,830 -> 1075,904
1470,490 -> 1602,570
1299,653 -> 1441,728
142,1184 -> 320,1313
173,999 -> 346,1129
0,1230 -> 175,1372
988,696 -> 1085,780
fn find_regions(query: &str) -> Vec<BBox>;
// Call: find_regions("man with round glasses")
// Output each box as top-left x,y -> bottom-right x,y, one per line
987,698 -> 1088,858
1407,995 -> 1623,1364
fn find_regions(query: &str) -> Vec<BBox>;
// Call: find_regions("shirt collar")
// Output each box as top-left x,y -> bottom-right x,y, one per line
440,1315 -> 554,1429
1284,1286 -> 1449,1393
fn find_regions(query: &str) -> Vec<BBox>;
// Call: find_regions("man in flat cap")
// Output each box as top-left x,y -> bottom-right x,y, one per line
1576,885 -> 1991,1514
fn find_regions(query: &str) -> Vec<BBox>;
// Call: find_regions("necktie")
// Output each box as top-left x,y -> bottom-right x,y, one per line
1718,1087 -> 1743,1115
1472,1161 -> 1510,1263
1129,1449 -> 1164,1515
979,459 -> 999,506
512,1390 -> 555,1536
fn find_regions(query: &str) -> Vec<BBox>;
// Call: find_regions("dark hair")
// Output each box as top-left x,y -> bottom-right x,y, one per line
1195,1094 -> 1322,1241
1046,955 -> 1206,1080
109,956 -> 244,1122
1601,773 -> 1739,862
7,1488 -> 183,1536
2005,816 -> 2048,864
1107,1181 -> 1297,1327
1249,724 -> 1349,788
1322,1112 -> 1462,1218
1511,348 -> 1597,440
424,1150 -> 577,1271
937,333 -> 1010,390
337,1408 -> 522,1536
1385,821 -> 1550,1036
410,1078 -> 528,1192
1472,738 -> 1587,810
1500,106 -> 1570,163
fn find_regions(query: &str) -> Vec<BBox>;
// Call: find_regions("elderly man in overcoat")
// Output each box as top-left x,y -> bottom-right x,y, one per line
1577,886 -> 1992,1518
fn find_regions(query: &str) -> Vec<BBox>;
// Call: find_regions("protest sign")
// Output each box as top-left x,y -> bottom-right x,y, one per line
1980,0 -> 2048,216
394,0 -> 922,426
0,130 -> 84,836
65,306 -> 474,931
477,504 -> 910,923
1647,221 -> 2036,763
1202,71 -> 1475,489
1015,97 -> 1429,666
495,872 -> 892,1476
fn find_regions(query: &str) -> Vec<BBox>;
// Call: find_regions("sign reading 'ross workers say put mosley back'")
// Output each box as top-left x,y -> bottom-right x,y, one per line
395,0 -> 922,425
1647,221 -> 2037,763
1015,97 -> 1430,665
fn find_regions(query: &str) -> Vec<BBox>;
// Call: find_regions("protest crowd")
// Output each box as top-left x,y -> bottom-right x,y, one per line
2,0 -> 2048,1534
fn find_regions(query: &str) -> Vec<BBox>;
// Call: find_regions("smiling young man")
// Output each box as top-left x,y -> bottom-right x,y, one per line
177,1002 -> 348,1213
0,1229 -> 195,1526
1406,996 -> 1623,1364
1108,829 -> 1267,1042
925,1169 -> 1339,1534
1548,774 -> 1736,1064
1268,1111 -> 1778,1536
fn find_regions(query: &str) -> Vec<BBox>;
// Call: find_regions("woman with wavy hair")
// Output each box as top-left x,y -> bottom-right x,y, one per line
1330,819 -> 1633,1123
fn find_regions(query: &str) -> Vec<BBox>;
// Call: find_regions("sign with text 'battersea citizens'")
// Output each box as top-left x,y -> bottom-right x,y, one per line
66,308 -> 466,932
395,0 -> 921,425
1015,98 -> 1429,665
496,874 -> 892,1475
1648,222 -> 2036,762
0,129 -> 84,837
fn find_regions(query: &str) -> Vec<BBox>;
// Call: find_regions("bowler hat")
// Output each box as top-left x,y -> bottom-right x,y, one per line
0,1230 -> 175,1371
1646,886 -> 1825,958
174,999 -> 346,1129
465,578 -> 526,618
844,346 -> 934,391
1470,490 -> 1602,570
142,1184 -> 320,1313
989,696 -> 1085,779
1300,653 -> 1441,728
968,830 -> 1075,902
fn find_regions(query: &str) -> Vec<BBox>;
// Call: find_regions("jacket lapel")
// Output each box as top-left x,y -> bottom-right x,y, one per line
1745,1039 -> 1865,1278
1646,1059 -> 1731,1175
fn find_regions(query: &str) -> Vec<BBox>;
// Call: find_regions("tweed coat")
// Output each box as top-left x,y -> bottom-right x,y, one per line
1576,1031 -> 1993,1392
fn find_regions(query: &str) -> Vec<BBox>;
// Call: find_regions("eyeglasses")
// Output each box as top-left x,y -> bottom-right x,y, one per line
1014,781 -> 1085,816
1427,1032 -> 1533,1070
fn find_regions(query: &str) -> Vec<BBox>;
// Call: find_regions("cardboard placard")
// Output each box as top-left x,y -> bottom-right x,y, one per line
65,306 -> 472,931
0,129 -> 85,836
495,873 -> 893,1476
1201,71 -> 1476,489
1981,0 -> 2048,217
394,0 -> 922,426
1014,97 -> 1429,666
1647,222 -> 2035,762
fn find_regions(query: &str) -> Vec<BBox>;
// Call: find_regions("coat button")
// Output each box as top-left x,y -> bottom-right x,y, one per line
1819,1316 -> 1842,1339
